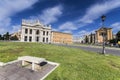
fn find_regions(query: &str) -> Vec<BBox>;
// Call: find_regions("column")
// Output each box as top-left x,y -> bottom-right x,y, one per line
27,28 -> 30,42
40,30 -> 43,42
21,27 -> 25,42
48,30 -> 51,43
32,62 -> 35,70
22,60 -> 25,66
32,29 -> 36,42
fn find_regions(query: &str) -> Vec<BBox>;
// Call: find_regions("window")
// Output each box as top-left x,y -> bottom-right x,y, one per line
43,31 -> 45,35
43,37 -> 45,42
46,38 -> 48,43
46,31 -> 48,36
30,29 -> 32,34
25,29 -> 28,34
24,36 -> 27,41
36,30 -> 39,35
29,36 -> 32,42
36,37 -> 39,42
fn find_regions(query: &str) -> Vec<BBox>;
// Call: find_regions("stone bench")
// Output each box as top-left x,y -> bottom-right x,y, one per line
18,56 -> 46,71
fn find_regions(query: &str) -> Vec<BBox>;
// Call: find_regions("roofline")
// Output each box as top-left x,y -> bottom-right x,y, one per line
52,31 -> 72,35
95,27 -> 112,31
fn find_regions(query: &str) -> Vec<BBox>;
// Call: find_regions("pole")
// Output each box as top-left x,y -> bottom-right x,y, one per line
101,15 -> 106,55
102,33 -> 105,54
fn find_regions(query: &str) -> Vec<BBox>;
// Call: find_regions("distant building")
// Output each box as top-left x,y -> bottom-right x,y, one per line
88,33 -> 96,44
51,31 -> 72,44
113,34 -> 116,39
20,19 -> 73,44
83,34 -> 95,44
95,27 -> 113,43
83,27 -> 113,44
10,31 -> 21,40
73,35 -> 84,43
20,20 -> 52,43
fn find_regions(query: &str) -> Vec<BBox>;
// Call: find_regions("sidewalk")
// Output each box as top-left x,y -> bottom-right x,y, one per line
72,44 -> 120,50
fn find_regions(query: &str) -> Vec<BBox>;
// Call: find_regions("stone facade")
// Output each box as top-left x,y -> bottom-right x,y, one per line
20,20 -> 51,43
83,27 -> 113,44
10,31 -> 21,40
51,31 -> 72,44
95,27 -> 113,43
84,34 -> 96,44
88,33 -> 96,44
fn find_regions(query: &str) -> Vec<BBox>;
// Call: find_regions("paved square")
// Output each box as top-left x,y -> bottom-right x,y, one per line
0,61 -> 57,80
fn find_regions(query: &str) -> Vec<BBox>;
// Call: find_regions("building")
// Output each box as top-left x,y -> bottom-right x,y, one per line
83,33 -> 96,44
88,33 -> 96,44
20,20 -> 52,43
83,27 -> 113,44
73,35 -> 84,43
113,34 -> 116,39
95,27 -> 113,43
51,31 -> 72,44
20,19 -> 73,44
10,31 -> 21,40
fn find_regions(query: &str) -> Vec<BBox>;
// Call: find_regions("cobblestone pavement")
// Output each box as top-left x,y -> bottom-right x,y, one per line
0,61 -> 56,80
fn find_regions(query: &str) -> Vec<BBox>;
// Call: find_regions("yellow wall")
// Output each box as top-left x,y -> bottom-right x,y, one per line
51,31 -> 72,44
96,28 -> 113,43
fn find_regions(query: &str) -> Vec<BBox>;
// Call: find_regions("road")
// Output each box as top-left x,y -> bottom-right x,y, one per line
56,44 -> 120,56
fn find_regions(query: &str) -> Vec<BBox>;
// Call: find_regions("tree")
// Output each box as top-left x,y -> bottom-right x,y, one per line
0,34 -> 2,40
109,38 -> 117,45
116,31 -> 120,41
6,32 -> 10,40
85,36 -> 88,43
90,33 -> 92,43
0,34 -> 4,40
3,32 -> 10,40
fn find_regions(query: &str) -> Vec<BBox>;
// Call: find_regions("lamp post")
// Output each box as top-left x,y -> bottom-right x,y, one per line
101,15 -> 106,54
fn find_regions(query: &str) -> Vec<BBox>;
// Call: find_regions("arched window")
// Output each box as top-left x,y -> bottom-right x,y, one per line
36,30 -> 39,35
30,29 -> 32,34
25,28 -> 28,34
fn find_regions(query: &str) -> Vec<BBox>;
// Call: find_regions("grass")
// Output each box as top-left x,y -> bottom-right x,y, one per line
0,42 -> 120,80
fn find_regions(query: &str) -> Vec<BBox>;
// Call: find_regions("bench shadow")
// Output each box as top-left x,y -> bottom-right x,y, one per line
39,62 -> 47,66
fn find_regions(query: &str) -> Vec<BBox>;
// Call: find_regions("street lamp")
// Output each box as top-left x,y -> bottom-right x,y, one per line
101,15 -> 106,54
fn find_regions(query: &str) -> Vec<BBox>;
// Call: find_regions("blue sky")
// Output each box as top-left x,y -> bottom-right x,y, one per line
0,0 -> 120,36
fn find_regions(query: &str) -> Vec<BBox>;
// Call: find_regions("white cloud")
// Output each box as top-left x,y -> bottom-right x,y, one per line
0,18 -> 11,34
0,0 -> 38,34
62,30 -> 72,34
0,18 -> 11,27
11,25 -> 21,33
79,0 -> 120,24
52,28 -> 59,31
59,22 -> 77,30
58,0 -> 120,33
110,22 -> 120,33
38,5 -> 62,24
29,5 -> 63,25
0,0 -> 38,21
77,30 -> 95,37
78,30 -> 90,37
57,0 -> 120,35
0,28 -> 6,34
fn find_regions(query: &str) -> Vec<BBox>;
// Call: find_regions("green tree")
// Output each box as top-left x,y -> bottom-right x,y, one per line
116,31 -> 120,41
0,34 -> 4,40
3,32 -> 10,40
90,33 -> 92,43
109,38 -> 117,45
0,34 -> 2,40
85,36 -> 88,43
